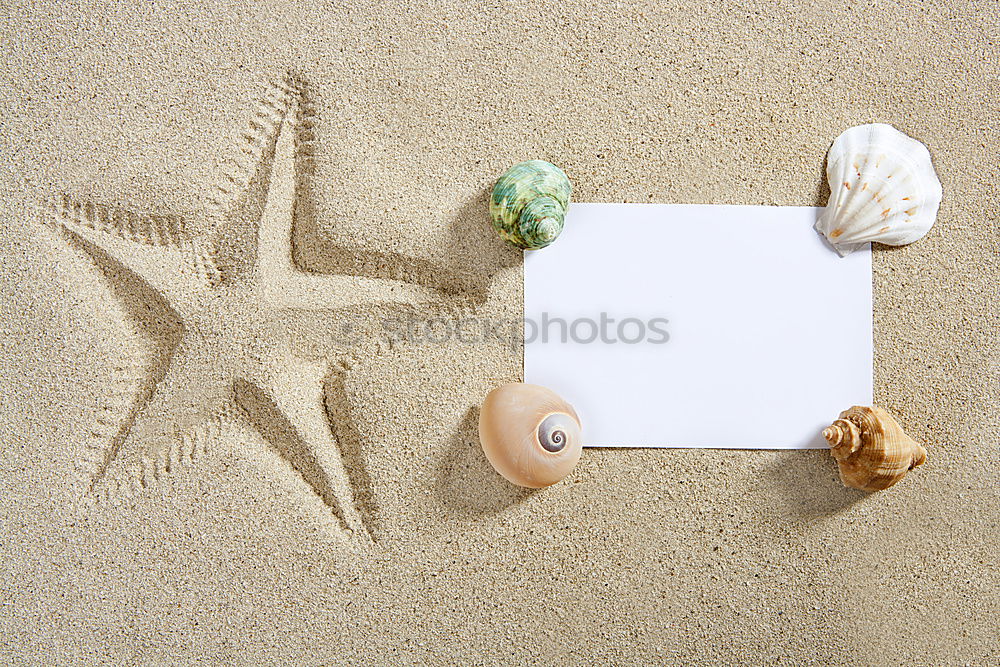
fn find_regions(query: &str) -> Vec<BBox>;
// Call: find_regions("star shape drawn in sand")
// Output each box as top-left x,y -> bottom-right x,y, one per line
42,75 -> 475,541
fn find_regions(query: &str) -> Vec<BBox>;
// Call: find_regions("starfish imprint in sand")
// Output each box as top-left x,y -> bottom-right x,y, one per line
42,74 -> 476,542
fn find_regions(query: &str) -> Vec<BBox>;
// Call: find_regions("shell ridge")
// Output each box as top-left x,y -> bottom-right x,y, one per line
816,124 -> 941,254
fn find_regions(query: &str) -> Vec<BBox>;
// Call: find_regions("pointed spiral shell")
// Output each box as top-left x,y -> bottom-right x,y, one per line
478,383 -> 583,488
823,405 -> 927,491
489,160 -> 572,250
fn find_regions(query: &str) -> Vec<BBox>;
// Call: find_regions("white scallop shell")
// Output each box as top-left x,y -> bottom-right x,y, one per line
816,123 -> 942,256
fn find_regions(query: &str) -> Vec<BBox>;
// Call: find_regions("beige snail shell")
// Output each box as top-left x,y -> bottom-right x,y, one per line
478,383 -> 582,488
823,405 -> 927,491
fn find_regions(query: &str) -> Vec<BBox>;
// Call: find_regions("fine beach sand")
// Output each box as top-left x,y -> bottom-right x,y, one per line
1,1 -> 997,664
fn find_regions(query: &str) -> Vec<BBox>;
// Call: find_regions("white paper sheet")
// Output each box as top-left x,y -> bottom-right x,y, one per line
524,204 -> 872,449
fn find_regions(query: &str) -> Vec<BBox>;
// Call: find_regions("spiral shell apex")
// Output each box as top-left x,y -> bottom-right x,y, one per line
823,405 -> 927,491
490,160 -> 572,250
816,123 -> 942,256
478,383 -> 583,488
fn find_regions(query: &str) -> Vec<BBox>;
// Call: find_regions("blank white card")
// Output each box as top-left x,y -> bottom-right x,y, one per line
524,204 -> 872,449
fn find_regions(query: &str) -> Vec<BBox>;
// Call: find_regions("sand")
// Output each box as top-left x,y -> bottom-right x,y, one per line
1,0 -> 997,664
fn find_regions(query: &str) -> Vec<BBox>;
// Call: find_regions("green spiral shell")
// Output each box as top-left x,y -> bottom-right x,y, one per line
489,160 -> 572,250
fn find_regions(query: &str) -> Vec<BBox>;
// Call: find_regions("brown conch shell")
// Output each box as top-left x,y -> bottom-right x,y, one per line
478,383 -> 582,488
823,405 -> 927,491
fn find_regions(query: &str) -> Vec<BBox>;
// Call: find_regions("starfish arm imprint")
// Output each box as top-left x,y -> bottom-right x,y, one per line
252,79 -> 447,311
233,355 -> 373,539
47,196 -> 223,294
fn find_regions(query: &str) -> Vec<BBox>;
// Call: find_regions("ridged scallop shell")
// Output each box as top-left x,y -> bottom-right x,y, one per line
823,405 -> 927,491
478,383 -> 582,488
816,124 -> 942,256
489,160 -> 572,250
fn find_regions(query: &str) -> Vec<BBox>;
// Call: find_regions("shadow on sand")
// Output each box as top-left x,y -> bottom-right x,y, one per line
434,406 -> 536,517
763,447 -> 869,521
